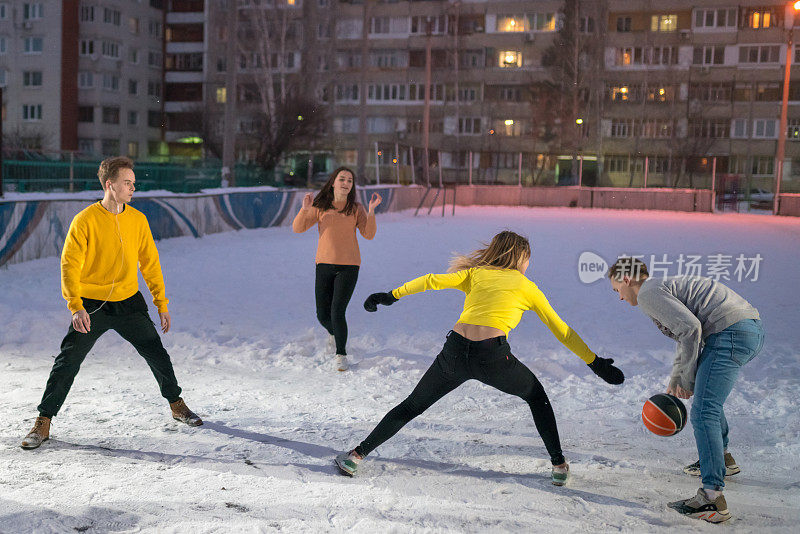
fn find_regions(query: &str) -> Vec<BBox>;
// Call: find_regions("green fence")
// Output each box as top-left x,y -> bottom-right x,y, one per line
1,160 -> 280,194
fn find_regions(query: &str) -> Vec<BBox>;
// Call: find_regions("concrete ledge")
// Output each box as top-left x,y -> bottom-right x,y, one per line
778,193 -> 800,216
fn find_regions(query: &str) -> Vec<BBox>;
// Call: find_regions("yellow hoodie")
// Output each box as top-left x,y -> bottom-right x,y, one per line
61,202 -> 168,314
392,267 -> 596,363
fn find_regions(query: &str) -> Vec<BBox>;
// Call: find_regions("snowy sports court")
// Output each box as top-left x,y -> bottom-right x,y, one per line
1,206 -> 798,532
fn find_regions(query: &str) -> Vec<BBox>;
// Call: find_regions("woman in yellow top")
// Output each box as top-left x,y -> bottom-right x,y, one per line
335,231 -> 624,485
292,167 -> 382,372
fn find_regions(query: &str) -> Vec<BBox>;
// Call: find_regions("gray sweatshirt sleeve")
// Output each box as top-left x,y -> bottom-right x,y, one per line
638,287 -> 704,391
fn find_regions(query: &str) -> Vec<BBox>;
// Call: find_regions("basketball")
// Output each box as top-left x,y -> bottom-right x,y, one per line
642,393 -> 687,436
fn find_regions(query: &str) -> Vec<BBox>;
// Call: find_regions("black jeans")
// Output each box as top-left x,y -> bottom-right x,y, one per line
356,331 -> 566,465
37,292 -> 183,418
315,263 -> 359,355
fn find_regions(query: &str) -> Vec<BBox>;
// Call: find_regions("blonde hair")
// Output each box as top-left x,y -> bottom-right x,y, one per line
449,231 -> 531,272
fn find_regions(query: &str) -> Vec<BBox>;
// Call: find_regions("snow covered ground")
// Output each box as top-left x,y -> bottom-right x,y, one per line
1,206 -> 799,533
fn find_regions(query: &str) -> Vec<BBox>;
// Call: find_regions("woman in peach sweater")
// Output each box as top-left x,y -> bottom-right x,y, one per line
292,167 -> 382,371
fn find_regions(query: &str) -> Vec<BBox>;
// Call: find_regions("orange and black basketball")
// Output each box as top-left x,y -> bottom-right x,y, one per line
642,393 -> 687,436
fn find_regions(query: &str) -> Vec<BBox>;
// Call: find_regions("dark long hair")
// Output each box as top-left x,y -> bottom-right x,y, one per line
312,166 -> 358,216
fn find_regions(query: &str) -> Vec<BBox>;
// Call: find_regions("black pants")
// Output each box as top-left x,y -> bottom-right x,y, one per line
37,292 -> 182,418
356,331 -> 565,465
315,263 -> 359,355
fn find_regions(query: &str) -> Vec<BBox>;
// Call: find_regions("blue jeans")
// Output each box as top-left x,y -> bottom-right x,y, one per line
692,319 -> 764,491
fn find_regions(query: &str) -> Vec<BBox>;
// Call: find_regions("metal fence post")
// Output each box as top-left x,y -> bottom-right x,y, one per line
69,151 -> 75,192
711,156 -> 717,213
395,142 -> 400,184
374,141 -> 381,184
409,147 -> 416,185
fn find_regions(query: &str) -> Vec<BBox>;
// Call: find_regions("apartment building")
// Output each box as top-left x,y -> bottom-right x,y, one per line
0,0 -> 165,158
161,0 -> 800,191
603,1 -> 800,190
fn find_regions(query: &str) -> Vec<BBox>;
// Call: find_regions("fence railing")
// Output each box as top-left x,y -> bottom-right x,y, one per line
1,159 -> 278,194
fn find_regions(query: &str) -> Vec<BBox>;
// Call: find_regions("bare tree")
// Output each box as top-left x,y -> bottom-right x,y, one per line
180,105 -> 224,160
234,1 -> 326,172
524,83 -> 559,184
541,0 -> 606,183
669,99 -> 717,188
2,126 -> 52,157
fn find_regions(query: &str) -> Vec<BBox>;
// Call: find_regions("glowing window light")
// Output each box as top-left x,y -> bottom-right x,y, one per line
177,136 -> 203,144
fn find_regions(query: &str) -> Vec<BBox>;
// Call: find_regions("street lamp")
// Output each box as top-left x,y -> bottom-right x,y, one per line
775,2 -> 800,214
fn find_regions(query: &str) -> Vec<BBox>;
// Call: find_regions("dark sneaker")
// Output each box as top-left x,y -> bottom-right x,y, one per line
335,450 -> 362,477
552,464 -> 569,486
170,398 -> 203,426
21,416 -> 51,450
683,452 -> 740,477
668,488 -> 731,523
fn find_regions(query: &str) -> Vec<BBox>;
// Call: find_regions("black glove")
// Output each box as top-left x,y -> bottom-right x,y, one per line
588,356 -> 625,385
364,291 -> 398,312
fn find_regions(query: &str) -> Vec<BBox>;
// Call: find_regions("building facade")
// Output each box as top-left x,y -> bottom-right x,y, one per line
165,0 -> 798,192
0,0 -> 165,159
4,0 -> 796,194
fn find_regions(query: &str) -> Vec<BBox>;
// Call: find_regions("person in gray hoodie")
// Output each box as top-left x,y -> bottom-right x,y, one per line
608,257 -> 763,524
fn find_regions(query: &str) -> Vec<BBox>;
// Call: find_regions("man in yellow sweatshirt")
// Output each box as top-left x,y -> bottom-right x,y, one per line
21,157 -> 202,450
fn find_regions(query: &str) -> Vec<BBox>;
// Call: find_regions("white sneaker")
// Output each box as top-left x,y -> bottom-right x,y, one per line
335,354 -> 349,372
327,335 -> 336,352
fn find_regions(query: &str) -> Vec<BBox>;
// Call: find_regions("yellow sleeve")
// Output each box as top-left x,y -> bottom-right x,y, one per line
138,216 -> 169,313
392,270 -> 471,299
527,284 -> 596,364
60,216 -> 89,313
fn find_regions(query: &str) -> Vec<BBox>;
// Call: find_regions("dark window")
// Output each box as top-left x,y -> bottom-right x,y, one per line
78,106 -> 94,122
170,0 -> 204,12
102,106 -> 120,124
165,82 -> 202,101
148,110 -> 162,128
617,16 -> 632,32
166,23 -> 204,42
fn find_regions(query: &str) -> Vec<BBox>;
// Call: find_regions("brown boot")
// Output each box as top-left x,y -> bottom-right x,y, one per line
21,416 -> 51,449
170,398 -> 203,426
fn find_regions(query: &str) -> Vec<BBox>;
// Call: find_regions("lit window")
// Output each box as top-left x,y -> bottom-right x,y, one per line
651,15 -> 678,32
216,87 -> 226,103
496,15 -> 525,32
747,8 -> 776,29
610,86 -> 630,101
789,119 -> 800,140
499,50 -> 521,68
